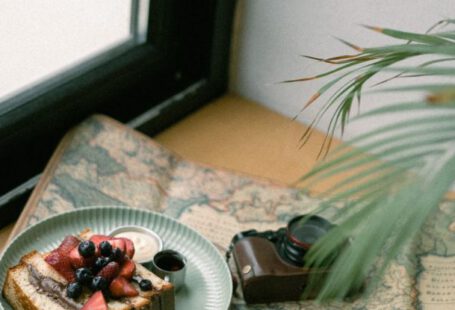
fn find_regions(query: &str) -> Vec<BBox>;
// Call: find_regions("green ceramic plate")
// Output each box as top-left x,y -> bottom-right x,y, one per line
0,207 -> 232,310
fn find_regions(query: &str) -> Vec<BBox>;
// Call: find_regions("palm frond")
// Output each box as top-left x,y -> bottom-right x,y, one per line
362,24 -> 454,45
291,21 -> 455,301
304,110 -> 455,300
288,23 -> 455,155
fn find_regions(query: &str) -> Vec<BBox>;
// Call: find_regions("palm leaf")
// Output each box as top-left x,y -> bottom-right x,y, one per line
362,24 -> 453,45
290,21 -> 455,301
305,111 -> 455,300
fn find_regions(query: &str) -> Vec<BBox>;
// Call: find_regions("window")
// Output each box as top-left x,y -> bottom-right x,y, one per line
0,0 -> 236,227
0,1 -> 136,102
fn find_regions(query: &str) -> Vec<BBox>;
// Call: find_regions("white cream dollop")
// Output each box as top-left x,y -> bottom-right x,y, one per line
114,231 -> 160,262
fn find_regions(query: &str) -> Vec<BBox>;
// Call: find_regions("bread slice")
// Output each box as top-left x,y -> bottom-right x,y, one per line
3,251 -> 82,309
3,251 -> 67,310
3,232 -> 175,309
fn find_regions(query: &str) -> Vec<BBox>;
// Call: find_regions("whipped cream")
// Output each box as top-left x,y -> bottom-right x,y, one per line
114,231 -> 160,262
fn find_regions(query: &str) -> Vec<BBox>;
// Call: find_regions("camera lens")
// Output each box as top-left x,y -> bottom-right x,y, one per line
279,215 -> 333,267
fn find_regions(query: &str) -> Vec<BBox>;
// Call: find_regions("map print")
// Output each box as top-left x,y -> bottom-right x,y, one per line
18,115 -> 455,309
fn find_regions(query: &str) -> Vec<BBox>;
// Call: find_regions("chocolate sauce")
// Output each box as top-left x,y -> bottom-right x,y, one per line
27,265 -> 82,310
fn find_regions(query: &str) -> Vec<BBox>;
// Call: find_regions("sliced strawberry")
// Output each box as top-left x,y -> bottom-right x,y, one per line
81,291 -> 108,310
108,238 -> 126,254
118,258 -> 136,280
45,251 -> 75,282
89,235 -> 113,257
109,276 -> 139,298
97,261 -> 120,282
120,238 -> 135,259
89,235 -> 113,247
69,247 -> 94,269
56,235 -> 80,254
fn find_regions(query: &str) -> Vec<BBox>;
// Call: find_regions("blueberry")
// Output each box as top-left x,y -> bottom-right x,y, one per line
66,282 -> 83,299
99,241 -> 113,257
78,240 -> 95,258
91,276 -> 108,291
110,248 -> 123,262
75,267 -> 93,285
139,279 -> 152,291
94,256 -> 110,270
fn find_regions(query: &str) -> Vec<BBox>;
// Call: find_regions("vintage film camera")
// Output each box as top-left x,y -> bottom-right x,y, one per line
229,215 -> 337,304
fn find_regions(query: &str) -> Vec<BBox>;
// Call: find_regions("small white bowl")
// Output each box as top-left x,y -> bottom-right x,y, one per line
108,225 -> 163,268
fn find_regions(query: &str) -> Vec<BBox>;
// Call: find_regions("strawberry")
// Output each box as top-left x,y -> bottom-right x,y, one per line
118,258 -> 136,280
81,291 -> 107,310
109,276 -> 139,298
56,235 -> 80,255
97,261 -> 120,282
69,247 -> 94,269
120,238 -> 135,259
89,235 -> 113,247
45,251 -> 75,282
108,238 -> 126,254
89,235 -> 111,257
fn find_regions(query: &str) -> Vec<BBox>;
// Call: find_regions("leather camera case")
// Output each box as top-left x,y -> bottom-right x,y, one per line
232,236 -> 328,304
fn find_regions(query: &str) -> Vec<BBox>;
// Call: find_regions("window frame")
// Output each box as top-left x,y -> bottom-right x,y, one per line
0,0 -> 236,227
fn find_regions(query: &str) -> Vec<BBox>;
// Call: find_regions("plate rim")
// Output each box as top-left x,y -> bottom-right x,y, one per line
0,206 -> 233,309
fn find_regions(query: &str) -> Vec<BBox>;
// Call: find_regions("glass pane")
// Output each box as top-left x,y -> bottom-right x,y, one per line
0,0 -> 133,102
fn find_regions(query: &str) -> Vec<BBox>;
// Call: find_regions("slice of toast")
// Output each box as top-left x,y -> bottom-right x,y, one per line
3,231 -> 175,309
3,251 -> 67,310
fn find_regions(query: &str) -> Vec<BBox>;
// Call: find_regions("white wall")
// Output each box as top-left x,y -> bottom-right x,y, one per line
230,0 -> 454,139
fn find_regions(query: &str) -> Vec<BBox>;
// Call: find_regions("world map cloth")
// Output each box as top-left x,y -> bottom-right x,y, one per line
16,115 -> 455,309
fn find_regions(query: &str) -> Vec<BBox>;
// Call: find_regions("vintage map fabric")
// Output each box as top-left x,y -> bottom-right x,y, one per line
15,115 -> 455,309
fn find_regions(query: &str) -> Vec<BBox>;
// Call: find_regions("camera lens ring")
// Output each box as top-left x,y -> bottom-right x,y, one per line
279,215 -> 334,267
287,215 -> 333,247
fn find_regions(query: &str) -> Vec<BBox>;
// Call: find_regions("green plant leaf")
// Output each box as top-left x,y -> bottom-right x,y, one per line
363,24 -> 453,45
293,22 -> 455,302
